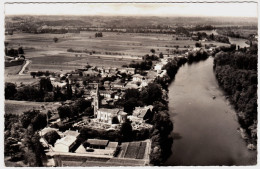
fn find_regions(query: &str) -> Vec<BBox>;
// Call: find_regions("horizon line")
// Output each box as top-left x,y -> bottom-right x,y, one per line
5,14 -> 258,18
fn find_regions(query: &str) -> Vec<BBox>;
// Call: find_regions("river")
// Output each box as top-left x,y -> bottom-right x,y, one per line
194,30 -> 249,48
165,58 -> 257,166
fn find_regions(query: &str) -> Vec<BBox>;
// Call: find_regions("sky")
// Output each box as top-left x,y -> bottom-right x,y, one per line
4,1 -> 258,17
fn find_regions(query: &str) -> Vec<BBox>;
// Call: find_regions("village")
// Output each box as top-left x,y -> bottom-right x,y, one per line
33,50 -> 179,166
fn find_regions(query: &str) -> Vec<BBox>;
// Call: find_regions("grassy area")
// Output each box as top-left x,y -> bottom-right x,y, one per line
5,100 -> 61,115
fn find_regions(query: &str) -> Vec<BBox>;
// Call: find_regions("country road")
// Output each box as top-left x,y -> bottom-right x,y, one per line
18,59 -> 31,75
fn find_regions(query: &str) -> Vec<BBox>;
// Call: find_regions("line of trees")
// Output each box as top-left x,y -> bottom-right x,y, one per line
95,32 -> 103,37
5,110 -> 47,166
214,48 -> 257,147
5,77 -> 78,102
193,32 -> 230,44
5,47 -> 24,57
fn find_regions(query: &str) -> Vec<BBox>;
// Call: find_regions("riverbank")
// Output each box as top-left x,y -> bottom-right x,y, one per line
150,48 -> 211,165
213,49 -> 257,150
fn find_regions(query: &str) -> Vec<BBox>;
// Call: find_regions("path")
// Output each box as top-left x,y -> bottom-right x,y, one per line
18,59 -> 31,75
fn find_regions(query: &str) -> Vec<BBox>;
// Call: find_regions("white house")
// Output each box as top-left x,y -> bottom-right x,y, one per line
132,74 -> 145,82
96,108 -> 127,124
154,63 -> 163,72
53,135 -> 77,152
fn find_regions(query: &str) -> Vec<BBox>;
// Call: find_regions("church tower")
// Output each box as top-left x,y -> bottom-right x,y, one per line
93,83 -> 99,117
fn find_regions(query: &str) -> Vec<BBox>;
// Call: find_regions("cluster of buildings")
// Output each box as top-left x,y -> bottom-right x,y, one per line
37,53 -> 175,166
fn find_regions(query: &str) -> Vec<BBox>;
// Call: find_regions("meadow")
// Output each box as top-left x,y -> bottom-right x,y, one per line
5,100 -> 61,115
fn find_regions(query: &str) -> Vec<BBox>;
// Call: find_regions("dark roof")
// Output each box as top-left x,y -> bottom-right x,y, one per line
87,139 -> 109,146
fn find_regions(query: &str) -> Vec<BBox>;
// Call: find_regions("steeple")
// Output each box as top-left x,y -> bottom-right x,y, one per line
93,83 -> 99,117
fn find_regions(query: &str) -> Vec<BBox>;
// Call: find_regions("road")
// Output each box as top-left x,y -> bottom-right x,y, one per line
18,59 -> 31,75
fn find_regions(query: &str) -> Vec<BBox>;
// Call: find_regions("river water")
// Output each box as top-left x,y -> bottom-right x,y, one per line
194,30 -> 249,48
165,58 -> 257,166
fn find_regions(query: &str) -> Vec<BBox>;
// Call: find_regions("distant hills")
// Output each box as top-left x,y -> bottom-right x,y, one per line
5,15 -> 258,28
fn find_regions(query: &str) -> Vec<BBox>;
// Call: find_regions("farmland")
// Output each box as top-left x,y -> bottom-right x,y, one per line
5,31 -> 228,75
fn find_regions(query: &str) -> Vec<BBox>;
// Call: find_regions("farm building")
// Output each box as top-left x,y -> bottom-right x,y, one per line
54,135 -> 78,153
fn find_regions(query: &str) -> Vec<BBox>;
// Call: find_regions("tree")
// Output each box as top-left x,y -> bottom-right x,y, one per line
39,78 -> 53,92
124,98 -> 138,114
66,83 -> 73,100
53,37 -> 58,43
44,131 -> 61,146
18,47 -> 24,54
195,42 -> 202,47
141,83 -> 163,105
30,72 -> 36,78
124,88 -> 140,100
120,122 -> 133,141
31,113 -> 47,131
5,82 -> 17,99
112,117 -> 119,124
23,132 -> 45,166
150,49 -> 155,54
159,52 -> 163,58
58,105 -> 72,120
21,110 -> 40,129
21,110 -> 47,131
75,99 -> 91,113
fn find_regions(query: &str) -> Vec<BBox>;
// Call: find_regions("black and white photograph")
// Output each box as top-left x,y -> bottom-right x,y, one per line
2,0 -> 258,167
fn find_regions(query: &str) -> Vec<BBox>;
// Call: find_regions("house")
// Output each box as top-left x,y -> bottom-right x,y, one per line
96,108 -> 127,124
51,81 -> 67,88
114,92 -> 124,100
118,68 -> 135,75
132,106 -> 154,121
111,82 -> 125,90
132,74 -> 145,82
99,90 -> 115,99
191,35 -> 199,41
154,63 -> 163,72
83,70 -> 99,77
63,130 -> 80,137
103,81 -> 111,89
53,135 -> 77,153
124,82 -> 139,89
140,80 -> 148,87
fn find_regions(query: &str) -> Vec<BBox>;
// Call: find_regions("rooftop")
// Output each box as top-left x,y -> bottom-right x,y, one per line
106,142 -> 118,149
98,108 -> 120,115
63,130 -> 80,137
40,127 -> 59,136
87,139 -> 109,146
55,135 -> 77,147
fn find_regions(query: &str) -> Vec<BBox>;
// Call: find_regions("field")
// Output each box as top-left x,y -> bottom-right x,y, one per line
5,31 -> 228,84
5,100 -> 61,115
